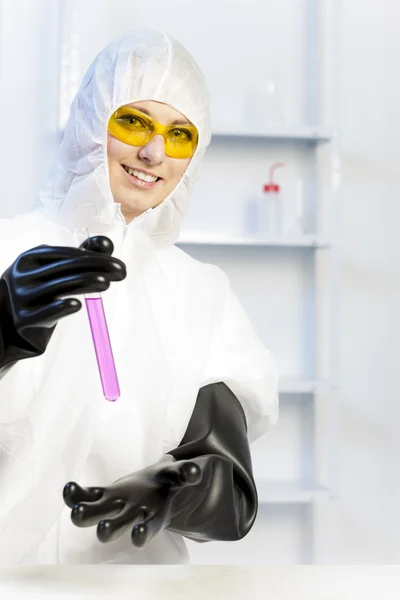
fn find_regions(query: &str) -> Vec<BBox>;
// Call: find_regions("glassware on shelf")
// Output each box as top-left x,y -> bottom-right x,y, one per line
259,162 -> 285,236
244,79 -> 286,131
263,79 -> 286,127
282,179 -> 306,235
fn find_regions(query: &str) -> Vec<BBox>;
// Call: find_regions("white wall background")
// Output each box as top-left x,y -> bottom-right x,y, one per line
0,0 -> 398,564
0,0 -> 61,216
332,0 -> 400,563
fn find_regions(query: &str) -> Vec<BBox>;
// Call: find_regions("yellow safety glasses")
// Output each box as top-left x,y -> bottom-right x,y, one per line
108,106 -> 198,159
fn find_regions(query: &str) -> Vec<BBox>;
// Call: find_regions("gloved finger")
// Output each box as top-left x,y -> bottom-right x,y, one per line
97,505 -> 145,544
18,244 -> 109,267
156,460 -> 202,488
80,236 -> 114,256
20,255 -> 126,284
21,298 -> 82,328
178,461 -> 202,485
63,481 -> 104,508
24,274 -> 110,303
71,496 -> 125,528
131,512 -> 162,549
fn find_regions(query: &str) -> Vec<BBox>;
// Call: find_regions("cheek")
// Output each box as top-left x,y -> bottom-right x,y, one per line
107,135 -> 138,165
107,135 -> 120,163
170,158 -> 191,184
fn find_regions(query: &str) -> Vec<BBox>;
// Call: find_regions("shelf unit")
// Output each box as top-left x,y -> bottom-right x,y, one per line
211,126 -> 333,144
175,1 -> 340,562
177,234 -> 331,248
279,378 -> 333,394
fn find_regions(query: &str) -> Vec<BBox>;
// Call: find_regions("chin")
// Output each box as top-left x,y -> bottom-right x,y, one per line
118,199 -> 152,220
114,188 -> 166,219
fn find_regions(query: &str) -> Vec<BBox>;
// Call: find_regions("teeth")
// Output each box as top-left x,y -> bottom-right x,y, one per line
125,166 -> 158,183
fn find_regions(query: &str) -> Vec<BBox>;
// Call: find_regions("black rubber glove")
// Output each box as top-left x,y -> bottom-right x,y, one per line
0,236 -> 126,378
63,455 -> 203,547
63,383 -> 257,547
166,382 -> 257,542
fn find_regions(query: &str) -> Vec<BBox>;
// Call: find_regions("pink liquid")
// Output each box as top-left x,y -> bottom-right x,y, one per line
85,297 -> 120,401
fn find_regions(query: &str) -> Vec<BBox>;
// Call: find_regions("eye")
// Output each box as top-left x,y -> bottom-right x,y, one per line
170,128 -> 192,141
118,115 -> 147,128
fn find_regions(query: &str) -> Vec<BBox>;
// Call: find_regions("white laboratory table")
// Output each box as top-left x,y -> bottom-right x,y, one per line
0,565 -> 399,599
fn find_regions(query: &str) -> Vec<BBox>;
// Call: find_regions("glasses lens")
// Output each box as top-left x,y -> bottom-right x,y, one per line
109,108 -> 152,146
165,127 -> 198,158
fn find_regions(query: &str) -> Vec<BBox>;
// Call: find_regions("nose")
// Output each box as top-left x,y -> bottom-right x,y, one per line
138,134 -> 166,165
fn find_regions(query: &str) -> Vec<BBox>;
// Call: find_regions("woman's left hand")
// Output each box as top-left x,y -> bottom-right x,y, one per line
63,455 -> 202,547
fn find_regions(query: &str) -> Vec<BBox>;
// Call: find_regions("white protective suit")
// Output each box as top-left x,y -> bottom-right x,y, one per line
0,31 -> 278,565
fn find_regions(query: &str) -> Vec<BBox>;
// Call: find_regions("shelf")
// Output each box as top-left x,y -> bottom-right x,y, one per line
279,379 -> 332,394
256,479 -> 332,504
211,125 -> 332,144
177,233 -> 331,248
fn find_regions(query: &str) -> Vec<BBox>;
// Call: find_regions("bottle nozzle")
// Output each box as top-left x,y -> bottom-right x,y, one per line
264,162 -> 285,193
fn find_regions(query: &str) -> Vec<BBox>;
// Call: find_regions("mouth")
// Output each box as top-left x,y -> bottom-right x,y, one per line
121,165 -> 162,189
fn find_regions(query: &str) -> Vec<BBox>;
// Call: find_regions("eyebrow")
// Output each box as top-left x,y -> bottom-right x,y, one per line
133,106 -> 191,126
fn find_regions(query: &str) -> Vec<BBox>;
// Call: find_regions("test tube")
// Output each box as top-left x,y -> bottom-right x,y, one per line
77,228 -> 120,402
85,293 -> 120,402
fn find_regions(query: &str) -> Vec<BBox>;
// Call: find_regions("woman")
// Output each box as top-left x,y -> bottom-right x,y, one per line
0,31 -> 278,564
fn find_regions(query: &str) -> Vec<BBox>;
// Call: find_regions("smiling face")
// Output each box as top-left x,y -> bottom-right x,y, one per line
107,100 -> 195,223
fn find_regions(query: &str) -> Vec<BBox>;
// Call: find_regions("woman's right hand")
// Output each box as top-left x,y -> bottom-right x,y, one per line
0,236 -> 126,375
